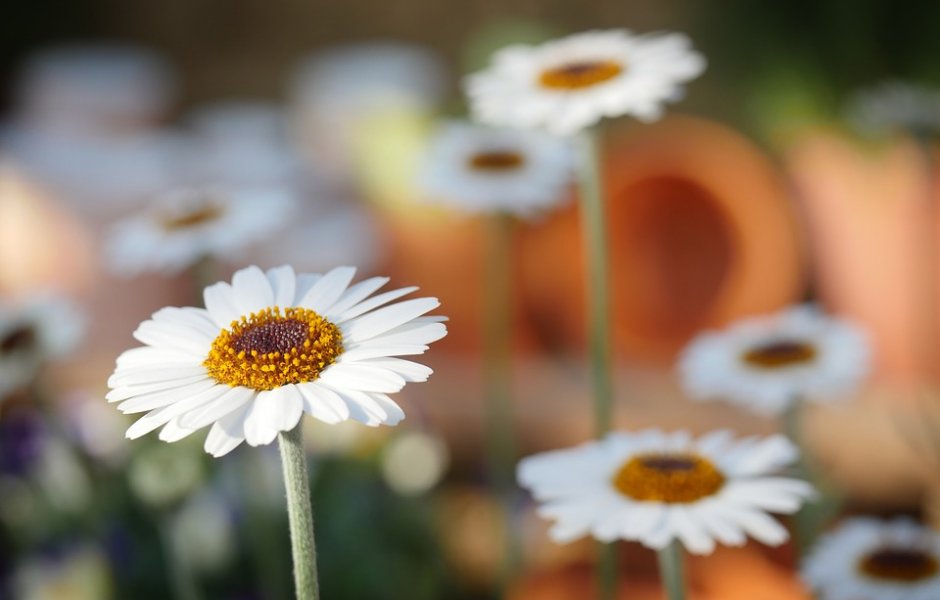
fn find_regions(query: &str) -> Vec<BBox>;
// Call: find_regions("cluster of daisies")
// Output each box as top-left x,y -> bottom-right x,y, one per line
101,26 -> 940,600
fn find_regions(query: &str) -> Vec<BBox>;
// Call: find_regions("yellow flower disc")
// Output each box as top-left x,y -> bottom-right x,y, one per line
538,60 -> 624,90
204,306 -> 343,391
612,453 -> 725,503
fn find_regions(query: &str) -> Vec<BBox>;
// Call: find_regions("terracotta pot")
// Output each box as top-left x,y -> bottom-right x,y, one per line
519,115 -> 805,363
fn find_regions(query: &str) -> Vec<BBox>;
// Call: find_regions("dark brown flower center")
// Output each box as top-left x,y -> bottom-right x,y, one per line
232,318 -> 309,355
467,150 -> 525,172
859,547 -> 939,582
160,203 -> 224,231
0,325 -> 37,355
742,340 -> 817,369
612,452 -> 725,503
539,60 -> 624,90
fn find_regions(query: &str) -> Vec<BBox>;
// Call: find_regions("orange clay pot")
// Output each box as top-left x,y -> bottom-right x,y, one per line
508,546 -> 810,600
785,130 -> 940,385
518,115 -> 805,364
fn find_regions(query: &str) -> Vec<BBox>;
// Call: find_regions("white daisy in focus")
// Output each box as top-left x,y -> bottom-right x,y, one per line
106,186 -> 295,277
419,120 -> 573,217
678,305 -> 870,417
465,29 -> 706,136
518,429 -> 814,555
0,295 -> 84,400
848,82 -> 940,136
107,265 -> 447,457
802,517 -> 940,600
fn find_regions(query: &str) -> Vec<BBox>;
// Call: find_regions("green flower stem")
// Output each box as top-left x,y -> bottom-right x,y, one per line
913,133 -> 939,383
576,129 -> 618,600
277,424 -> 320,600
483,213 -> 522,584
656,541 -> 687,600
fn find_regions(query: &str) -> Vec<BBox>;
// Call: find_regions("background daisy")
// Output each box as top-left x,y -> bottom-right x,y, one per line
465,29 -> 706,135
105,186 -> 295,277
419,120 -> 573,217
108,264 -> 447,457
802,517 -> 940,600
518,429 -> 815,555
678,305 -> 871,416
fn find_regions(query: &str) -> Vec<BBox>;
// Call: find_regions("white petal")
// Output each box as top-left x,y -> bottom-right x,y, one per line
116,378 -> 217,413
324,277 -> 390,317
354,358 -> 433,382
204,282 -> 243,327
107,375 -> 210,402
300,266 -> 356,313
243,386 -> 304,446
125,384 -> 230,439
318,363 -> 406,393
108,365 -> 208,388
204,401 -> 252,457
177,386 -> 256,430
342,298 -> 440,342
334,286 -> 418,323
297,383 -> 350,424
158,416 -> 198,442
266,265 -> 297,307
231,266 -> 275,315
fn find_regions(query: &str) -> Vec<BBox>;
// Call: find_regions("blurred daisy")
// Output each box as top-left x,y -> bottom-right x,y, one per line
678,305 -> 870,416
108,265 -> 447,457
106,185 -> 294,277
802,517 -> 940,600
518,429 -> 814,555
419,120 -> 573,217
465,29 -> 705,136
0,294 -> 84,400
848,82 -> 940,136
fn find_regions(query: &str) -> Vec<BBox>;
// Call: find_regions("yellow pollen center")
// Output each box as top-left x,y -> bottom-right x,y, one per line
742,339 -> 817,369
160,203 -> 224,231
468,150 -> 525,172
539,60 -> 624,90
612,453 -> 725,503
859,547 -> 939,582
203,306 -> 343,391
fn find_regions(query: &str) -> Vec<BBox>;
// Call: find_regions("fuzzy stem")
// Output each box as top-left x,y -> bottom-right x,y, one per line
483,213 -> 522,585
277,424 -> 320,600
656,541 -> 686,600
576,128 -> 618,600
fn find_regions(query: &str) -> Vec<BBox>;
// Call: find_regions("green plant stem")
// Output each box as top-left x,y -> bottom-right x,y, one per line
483,213 -> 521,585
785,397 -> 814,556
278,424 -> 320,600
656,541 -> 686,600
576,129 -> 617,600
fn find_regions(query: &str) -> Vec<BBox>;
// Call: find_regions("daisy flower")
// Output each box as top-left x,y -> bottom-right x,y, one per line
465,29 -> 706,136
848,82 -> 940,136
106,185 -> 295,276
107,265 -> 447,457
802,517 -> 940,600
0,294 -> 84,400
419,120 -> 573,217
678,305 -> 870,416
518,429 -> 814,555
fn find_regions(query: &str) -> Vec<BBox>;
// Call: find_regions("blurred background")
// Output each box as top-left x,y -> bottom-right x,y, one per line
3,1 -> 940,598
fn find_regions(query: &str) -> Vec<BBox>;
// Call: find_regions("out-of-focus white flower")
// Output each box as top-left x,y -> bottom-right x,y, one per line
678,305 -> 870,416
13,544 -> 113,600
802,517 -> 940,600
105,185 -> 295,276
518,429 -> 815,555
63,390 -> 132,466
848,82 -> 940,136
13,44 -> 176,135
128,440 -> 205,509
170,490 -> 235,573
465,29 -> 705,135
183,100 -> 304,188
381,430 -> 449,496
419,120 -> 573,217
287,42 -> 447,180
108,265 -> 447,457
35,438 -> 93,513
0,294 -> 85,400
